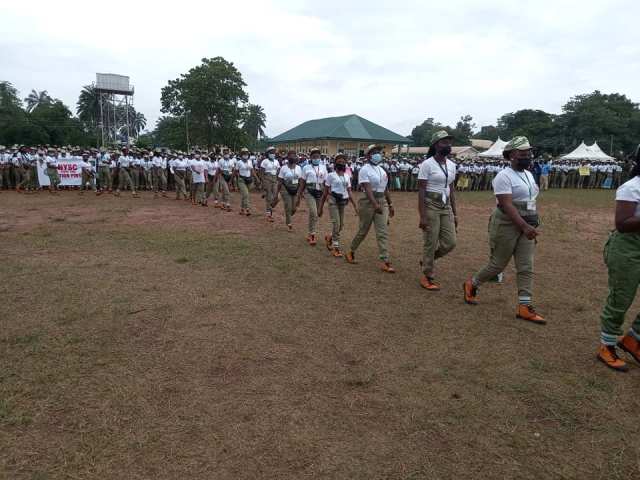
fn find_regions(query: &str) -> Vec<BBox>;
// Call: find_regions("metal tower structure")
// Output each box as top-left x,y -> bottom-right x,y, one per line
94,73 -> 135,148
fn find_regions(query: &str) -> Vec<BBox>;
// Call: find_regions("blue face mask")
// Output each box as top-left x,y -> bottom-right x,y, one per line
311,158 -> 320,166
268,154 -> 275,160
370,153 -> 382,164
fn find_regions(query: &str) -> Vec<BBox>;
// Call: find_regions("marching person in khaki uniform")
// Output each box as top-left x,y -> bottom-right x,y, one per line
260,146 -> 279,222
297,147 -> 328,246
463,136 -> 545,324
78,152 -> 97,194
217,150 -> 235,211
45,148 -> 60,194
96,149 -> 112,195
318,154 -> 358,257
235,147 -> 258,216
418,130 -> 458,290
596,146 -> 640,371
170,154 -> 189,200
345,144 -> 396,273
272,150 -> 302,232
115,148 -> 139,197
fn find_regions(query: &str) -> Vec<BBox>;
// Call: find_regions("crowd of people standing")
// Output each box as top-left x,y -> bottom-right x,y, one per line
3,135 -> 640,373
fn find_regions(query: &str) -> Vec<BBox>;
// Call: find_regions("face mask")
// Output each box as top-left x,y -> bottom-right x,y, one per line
223,155 -> 229,159
242,156 -> 248,160
516,157 -> 532,169
311,158 -> 320,166
370,153 -> 382,164
268,154 -> 275,160
437,145 -> 452,157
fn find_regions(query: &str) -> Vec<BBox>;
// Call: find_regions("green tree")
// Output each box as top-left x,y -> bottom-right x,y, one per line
561,91 -> 640,154
409,117 -> 445,146
242,104 -> 266,141
450,114 -> 475,145
24,89 -> 52,113
474,125 -> 499,141
76,85 -> 100,128
153,115 -> 188,150
31,100 -> 93,146
0,81 -> 49,146
160,57 -> 249,148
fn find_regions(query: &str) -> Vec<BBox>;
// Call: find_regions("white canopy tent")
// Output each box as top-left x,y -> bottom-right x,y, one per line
478,138 -> 508,159
560,141 -> 615,162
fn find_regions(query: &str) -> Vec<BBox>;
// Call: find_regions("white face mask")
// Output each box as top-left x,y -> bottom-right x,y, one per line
242,156 -> 249,160
268,154 -> 275,160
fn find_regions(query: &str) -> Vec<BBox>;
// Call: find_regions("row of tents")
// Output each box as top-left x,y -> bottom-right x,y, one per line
479,139 -> 615,162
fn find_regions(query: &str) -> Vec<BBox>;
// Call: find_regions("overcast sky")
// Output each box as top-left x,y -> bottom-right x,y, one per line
2,0 -> 640,138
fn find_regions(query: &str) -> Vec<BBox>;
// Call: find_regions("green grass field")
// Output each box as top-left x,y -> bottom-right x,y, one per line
2,187 -> 640,480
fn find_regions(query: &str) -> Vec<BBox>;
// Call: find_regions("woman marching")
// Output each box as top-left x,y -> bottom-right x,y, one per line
235,147 -> 258,216
217,150 -> 235,212
260,146 -> 280,222
596,145 -> 640,371
271,150 -> 302,232
418,130 -> 458,290
463,136 -> 544,324
297,147 -> 328,246
318,153 -> 358,257
344,144 -> 396,273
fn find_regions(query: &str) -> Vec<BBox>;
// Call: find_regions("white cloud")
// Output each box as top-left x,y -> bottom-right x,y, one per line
2,0 -> 640,139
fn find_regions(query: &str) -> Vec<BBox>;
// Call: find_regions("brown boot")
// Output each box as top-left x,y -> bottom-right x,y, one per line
463,278 -> 478,305
597,345 -> 628,372
381,262 -> 396,273
516,304 -> 546,325
420,275 -> 440,291
618,334 -> 640,365
344,251 -> 357,264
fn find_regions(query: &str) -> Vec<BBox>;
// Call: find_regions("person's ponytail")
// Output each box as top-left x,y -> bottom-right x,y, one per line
631,144 -> 640,177
426,145 -> 436,159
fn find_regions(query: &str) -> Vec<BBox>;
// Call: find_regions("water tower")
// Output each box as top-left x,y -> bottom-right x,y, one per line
94,73 -> 135,147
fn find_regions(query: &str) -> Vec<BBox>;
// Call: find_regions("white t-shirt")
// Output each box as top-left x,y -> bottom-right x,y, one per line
492,167 -> 540,207
358,163 -> 388,193
325,172 -> 351,199
219,158 -> 235,174
261,158 -> 279,176
235,159 -> 253,177
278,164 -> 302,186
418,157 -> 457,201
191,160 -> 205,183
302,164 -> 328,190
616,176 -> 640,217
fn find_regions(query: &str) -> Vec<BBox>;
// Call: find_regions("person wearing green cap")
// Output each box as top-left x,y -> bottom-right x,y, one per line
463,136 -> 545,324
418,130 -> 458,290
596,145 -> 640,372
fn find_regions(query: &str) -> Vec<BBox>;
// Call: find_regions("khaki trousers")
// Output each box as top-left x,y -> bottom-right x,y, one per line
329,197 -> 346,247
98,166 -> 111,191
422,200 -> 456,277
174,171 -> 187,199
118,168 -> 135,192
350,194 -> 389,261
193,182 -> 205,204
81,171 -> 96,191
239,178 -> 251,209
263,174 -> 278,213
220,177 -> 231,205
474,208 -> 535,301
600,232 -> 640,343
540,175 -> 549,190
281,190 -> 296,225
306,192 -> 320,235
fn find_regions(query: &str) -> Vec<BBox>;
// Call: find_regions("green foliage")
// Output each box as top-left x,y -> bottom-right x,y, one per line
474,125 -> 499,141
153,115 -> 188,151
243,104 -> 267,142
0,81 -> 96,147
410,115 -> 475,146
160,57 -> 251,148
135,132 -> 154,149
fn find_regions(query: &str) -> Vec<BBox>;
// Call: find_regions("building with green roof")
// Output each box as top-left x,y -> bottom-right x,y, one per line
269,114 -> 412,157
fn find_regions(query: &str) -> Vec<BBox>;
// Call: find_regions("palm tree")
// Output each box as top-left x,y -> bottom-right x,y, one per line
132,112 -> 147,136
243,104 -> 266,140
24,89 -> 52,112
0,81 -> 22,109
76,85 -> 101,127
